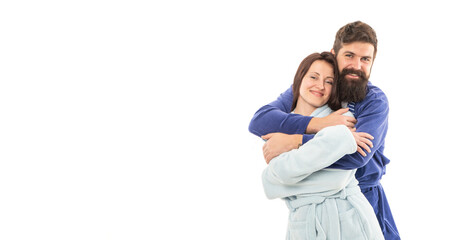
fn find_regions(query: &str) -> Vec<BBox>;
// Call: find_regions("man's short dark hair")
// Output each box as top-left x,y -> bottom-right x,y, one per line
333,21 -> 378,59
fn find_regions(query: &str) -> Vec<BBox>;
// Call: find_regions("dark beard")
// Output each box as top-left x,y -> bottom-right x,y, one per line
338,68 -> 369,102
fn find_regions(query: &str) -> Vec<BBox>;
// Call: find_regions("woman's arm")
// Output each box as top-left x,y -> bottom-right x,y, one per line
328,91 -> 389,170
262,125 -> 357,186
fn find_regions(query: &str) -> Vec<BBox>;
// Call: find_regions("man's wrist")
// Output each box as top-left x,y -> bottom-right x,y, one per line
306,118 -> 321,134
302,134 -> 315,145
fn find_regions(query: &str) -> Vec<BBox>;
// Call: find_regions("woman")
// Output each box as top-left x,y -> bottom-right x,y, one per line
262,52 -> 384,239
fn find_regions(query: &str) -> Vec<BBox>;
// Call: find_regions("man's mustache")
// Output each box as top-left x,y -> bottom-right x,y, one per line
340,68 -> 366,79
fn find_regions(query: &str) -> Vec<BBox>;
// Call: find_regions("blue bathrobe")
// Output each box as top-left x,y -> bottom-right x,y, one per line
262,106 -> 384,239
250,82 -> 400,240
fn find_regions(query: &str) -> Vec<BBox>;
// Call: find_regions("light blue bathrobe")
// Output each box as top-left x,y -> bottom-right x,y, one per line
262,105 -> 384,240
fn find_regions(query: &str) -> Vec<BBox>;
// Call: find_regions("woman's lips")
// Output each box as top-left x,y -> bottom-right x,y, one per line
310,90 -> 324,97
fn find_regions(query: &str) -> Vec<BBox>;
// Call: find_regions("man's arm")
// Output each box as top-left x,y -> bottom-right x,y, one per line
248,86 -> 312,141
262,125 -> 357,188
328,93 -> 389,170
248,86 -> 356,144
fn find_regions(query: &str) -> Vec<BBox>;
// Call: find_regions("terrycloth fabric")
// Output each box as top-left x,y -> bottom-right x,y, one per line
262,105 -> 355,199
249,82 -> 389,185
262,106 -> 384,240
250,82 -> 400,239
285,185 -> 383,240
262,125 -> 357,199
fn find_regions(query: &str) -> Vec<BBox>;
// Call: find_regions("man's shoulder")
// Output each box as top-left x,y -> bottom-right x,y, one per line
355,82 -> 389,113
364,82 -> 388,103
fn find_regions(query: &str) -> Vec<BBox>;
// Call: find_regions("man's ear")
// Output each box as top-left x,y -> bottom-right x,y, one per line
331,48 -> 335,55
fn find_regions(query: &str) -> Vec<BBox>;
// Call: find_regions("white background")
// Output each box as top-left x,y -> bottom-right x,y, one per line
1,1 -> 469,239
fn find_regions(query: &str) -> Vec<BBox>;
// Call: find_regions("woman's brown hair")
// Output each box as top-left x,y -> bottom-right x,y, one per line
291,51 -> 341,112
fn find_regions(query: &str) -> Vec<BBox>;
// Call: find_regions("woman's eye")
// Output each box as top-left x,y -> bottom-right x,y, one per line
310,76 -> 317,80
326,80 -> 334,85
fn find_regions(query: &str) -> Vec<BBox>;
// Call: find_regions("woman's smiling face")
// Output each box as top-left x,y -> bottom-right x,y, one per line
297,60 -> 335,113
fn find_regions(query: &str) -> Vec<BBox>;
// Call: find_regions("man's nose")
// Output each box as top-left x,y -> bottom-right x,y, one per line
351,58 -> 362,70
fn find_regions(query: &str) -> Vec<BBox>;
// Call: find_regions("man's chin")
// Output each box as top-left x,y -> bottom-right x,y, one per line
338,78 -> 369,102
344,76 -> 365,83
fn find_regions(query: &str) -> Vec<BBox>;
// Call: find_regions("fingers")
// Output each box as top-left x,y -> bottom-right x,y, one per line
265,154 -> 273,164
262,142 -> 274,164
344,116 -> 356,129
334,108 -> 349,115
359,137 -> 373,149
357,141 -> 371,154
344,121 -> 356,129
356,132 -> 374,148
357,146 -> 367,157
357,132 -> 374,140
334,109 -> 357,122
347,117 -> 357,124
262,143 -> 268,163
354,132 -> 375,156
263,151 -> 274,164
261,133 -> 273,140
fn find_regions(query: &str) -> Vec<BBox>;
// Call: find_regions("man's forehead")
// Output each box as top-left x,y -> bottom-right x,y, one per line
338,42 -> 375,56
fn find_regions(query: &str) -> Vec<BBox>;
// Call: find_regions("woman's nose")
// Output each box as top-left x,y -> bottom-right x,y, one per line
316,80 -> 325,89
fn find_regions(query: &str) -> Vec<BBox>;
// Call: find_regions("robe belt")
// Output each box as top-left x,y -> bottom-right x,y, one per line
286,186 -> 361,210
285,186 -> 362,240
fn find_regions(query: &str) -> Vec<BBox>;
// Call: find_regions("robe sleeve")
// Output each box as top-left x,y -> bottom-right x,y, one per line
328,92 -> 389,170
262,125 -> 357,189
248,86 -> 315,144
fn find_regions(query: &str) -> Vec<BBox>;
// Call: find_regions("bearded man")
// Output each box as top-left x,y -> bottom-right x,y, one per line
249,21 -> 401,240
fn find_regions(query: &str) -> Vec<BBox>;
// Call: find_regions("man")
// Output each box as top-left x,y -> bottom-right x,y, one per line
249,21 -> 400,240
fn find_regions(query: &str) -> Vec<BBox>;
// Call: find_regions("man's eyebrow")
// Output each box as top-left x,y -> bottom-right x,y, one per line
344,51 -> 372,58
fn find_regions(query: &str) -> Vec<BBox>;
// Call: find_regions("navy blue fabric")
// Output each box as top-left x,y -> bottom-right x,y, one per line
362,184 -> 400,239
249,82 -> 400,239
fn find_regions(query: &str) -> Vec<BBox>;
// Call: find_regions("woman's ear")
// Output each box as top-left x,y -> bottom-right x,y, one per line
330,48 -> 335,55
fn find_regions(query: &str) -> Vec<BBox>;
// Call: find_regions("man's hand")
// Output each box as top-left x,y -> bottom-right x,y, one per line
350,130 -> 374,157
261,133 -> 302,164
306,108 -> 357,134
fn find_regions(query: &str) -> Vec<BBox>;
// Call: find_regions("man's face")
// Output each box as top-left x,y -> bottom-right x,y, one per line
334,42 -> 375,102
336,42 -> 374,78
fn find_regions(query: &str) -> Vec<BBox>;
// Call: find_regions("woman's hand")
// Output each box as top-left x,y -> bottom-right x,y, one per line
350,130 -> 374,157
261,133 -> 303,164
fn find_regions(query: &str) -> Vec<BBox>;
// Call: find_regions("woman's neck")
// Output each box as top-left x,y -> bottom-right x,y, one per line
294,97 -> 316,116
